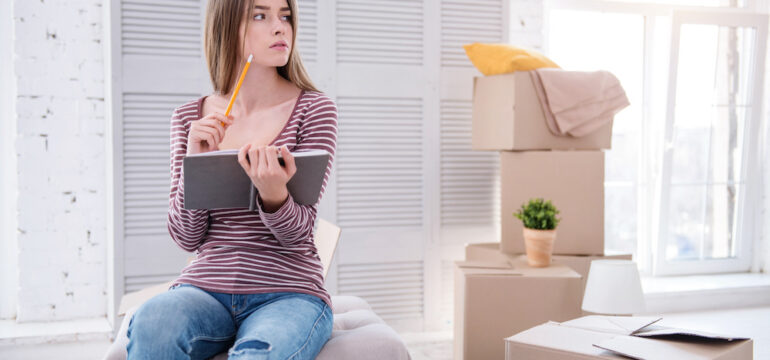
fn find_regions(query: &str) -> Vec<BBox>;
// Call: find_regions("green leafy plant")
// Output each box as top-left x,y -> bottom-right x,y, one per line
513,198 -> 560,230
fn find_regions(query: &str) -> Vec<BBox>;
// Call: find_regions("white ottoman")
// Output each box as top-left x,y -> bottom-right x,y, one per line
103,295 -> 411,360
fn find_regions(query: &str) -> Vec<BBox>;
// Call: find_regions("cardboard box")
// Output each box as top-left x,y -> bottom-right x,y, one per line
505,316 -> 753,359
472,72 -> 613,151
465,242 -> 513,263
454,258 -> 583,360
501,151 -> 604,255
464,242 -> 631,291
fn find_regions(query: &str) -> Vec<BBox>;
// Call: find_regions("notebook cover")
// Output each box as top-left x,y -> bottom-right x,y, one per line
183,149 -> 329,210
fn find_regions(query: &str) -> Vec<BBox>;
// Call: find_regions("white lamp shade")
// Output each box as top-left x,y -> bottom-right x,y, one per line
581,259 -> 645,315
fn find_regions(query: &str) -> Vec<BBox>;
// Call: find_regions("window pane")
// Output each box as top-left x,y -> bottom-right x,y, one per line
666,184 -> 741,260
667,185 -> 705,260
547,10 -> 643,254
675,25 -> 754,107
606,132 -> 640,183
671,106 -> 746,184
665,23 -> 754,261
606,185 -> 637,254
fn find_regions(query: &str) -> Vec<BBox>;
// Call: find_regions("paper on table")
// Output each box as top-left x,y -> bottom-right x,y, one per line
559,315 -> 663,336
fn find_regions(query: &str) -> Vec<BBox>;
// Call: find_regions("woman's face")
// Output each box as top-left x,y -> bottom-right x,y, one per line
240,0 -> 293,67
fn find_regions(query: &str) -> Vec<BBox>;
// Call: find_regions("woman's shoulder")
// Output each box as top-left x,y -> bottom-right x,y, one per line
300,90 -> 337,114
171,96 -> 205,123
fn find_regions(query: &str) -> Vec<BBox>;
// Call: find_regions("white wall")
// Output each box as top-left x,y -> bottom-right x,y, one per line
1,0 -> 19,321
10,0 -> 107,322
510,0 -> 545,50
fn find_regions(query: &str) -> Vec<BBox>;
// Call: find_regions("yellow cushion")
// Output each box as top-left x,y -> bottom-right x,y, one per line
463,43 -> 560,76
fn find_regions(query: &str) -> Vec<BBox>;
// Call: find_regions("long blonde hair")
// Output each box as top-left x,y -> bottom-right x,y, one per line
204,0 -> 318,94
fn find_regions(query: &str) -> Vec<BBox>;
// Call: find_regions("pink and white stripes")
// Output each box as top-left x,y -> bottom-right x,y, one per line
166,90 -> 337,309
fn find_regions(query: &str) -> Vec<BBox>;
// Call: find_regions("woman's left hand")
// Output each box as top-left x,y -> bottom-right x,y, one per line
237,144 -> 297,209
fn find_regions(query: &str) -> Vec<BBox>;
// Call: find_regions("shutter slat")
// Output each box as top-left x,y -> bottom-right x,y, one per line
440,0 -> 504,67
297,0 -> 318,63
338,261 -> 423,321
122,91 -> 197,240
124,273 -> 178,292
337,97 -> 424,229
440,99 -> 499,226
337,0 -> 423,65
121,0 -> 202,57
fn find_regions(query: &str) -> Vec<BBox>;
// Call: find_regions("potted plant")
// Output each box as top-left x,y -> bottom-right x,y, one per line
513,198 -> 560,267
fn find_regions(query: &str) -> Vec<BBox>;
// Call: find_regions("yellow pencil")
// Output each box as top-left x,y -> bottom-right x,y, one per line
222,54 -> 253,126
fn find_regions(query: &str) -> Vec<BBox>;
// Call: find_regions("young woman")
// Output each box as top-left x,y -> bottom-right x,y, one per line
126,0 -> 337,359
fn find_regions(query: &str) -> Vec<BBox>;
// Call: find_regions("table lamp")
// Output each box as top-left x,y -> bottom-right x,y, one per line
581,259 -> 645,315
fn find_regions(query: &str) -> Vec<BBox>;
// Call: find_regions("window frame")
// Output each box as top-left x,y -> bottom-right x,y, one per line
655,10 -> 767,275
543,0 -> 766,276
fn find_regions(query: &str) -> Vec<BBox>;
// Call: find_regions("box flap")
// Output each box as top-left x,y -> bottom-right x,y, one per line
634,325 -> 750,341
507,257 -> 582,278
506,322 -> 626,359
560,315 -> 663,335
457,266 -> 522,277
509,317 -> 752,360
455,260 -> 513,269
594,334 -> 752,360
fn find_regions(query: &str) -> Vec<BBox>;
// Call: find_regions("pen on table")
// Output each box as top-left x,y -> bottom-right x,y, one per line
222,53 -> 253,127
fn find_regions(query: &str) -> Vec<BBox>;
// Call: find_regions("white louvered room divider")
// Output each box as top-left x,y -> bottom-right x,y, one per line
109,0 -> 508,332
122,92 -> 199,293
336,0 -> 424,65
108,0 -> 212,325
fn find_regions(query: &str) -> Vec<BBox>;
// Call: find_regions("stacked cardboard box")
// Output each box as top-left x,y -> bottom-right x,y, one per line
454,258 -> 583,360
454,244 -> 632,360
464,242 -> 632,299
471,71 -> 613,152
472,71 -> 611,255
453,72 -> 630,360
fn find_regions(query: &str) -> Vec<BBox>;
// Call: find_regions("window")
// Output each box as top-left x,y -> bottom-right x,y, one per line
544,0 -> 766,275
657,11 -> 766,274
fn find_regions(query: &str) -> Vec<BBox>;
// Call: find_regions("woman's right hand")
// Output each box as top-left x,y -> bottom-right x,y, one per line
186,112 -> 233,155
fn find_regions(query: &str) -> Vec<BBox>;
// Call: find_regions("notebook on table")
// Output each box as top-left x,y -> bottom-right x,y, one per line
182,149 -> 330,210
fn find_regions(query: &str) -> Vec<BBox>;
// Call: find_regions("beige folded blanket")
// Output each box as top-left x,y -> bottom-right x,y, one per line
530,68 -> 630,137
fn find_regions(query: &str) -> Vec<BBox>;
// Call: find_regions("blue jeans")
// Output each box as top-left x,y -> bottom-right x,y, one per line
126,283 -> 333,360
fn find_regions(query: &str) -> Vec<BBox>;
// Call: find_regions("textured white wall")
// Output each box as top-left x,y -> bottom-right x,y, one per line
1,0 -> 19,322
509,0 -> 544,50
11,0 -> 107,322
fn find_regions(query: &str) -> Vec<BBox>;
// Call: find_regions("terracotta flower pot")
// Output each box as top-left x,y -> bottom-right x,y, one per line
522,228 -> 556,267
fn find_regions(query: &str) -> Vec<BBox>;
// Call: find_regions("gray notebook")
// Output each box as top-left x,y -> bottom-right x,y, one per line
182,149 -> 330,210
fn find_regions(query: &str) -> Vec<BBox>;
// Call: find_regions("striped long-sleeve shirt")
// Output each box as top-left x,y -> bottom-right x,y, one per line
167,89 -> 337,309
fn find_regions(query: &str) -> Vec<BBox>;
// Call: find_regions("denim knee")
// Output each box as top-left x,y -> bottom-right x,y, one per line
127,303 -> 186,355
227,337 -> 271,360
126,285 -> 236,360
